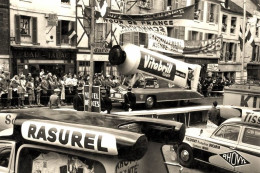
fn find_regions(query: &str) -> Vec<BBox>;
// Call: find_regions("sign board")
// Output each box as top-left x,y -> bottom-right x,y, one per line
84,85 -> 101,112
47,13 -> 58,26
207,64 -> 219,72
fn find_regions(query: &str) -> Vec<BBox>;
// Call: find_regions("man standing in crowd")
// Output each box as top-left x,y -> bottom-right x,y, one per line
207,101 -> 220,126
41,75 -> 49,106
73,87 -> 84,111
49,88 -> 61,109
124,87 -> 136,111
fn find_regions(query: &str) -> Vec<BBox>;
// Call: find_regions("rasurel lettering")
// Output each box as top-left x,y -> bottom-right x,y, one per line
21,121 -> 118,155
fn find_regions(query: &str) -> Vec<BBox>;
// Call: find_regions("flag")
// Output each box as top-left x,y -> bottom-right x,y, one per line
239,26 -> 243,50
246,29 -> 255,47
68,29 -> 77,39
95,0 -> 109,18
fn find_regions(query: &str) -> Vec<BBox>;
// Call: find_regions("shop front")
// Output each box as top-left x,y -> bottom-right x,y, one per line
11,46 -> 76,78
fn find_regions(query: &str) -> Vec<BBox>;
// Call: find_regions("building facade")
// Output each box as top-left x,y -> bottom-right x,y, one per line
0,0 -> 10,72
10,0 -> 77,77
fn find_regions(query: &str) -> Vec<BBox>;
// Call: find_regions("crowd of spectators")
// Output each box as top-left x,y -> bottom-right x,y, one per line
0,69 -> 121,109
198,76 -> 234,97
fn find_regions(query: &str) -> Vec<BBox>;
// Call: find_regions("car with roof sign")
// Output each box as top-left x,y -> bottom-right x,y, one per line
176,107 -> 260,173
0,108 -> 185,173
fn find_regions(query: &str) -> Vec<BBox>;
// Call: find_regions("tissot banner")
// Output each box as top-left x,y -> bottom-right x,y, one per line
148,34 -> 223,54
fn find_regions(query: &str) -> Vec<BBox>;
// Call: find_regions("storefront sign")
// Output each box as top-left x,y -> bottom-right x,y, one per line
12,48 -> 76,60
94,47 -> 110,54
47,13 -> 58,26
207,64 -> 219,72
84,85 -> 101,112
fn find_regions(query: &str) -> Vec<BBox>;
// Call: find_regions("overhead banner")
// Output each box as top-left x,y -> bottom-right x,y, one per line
148,33 -> 184,54
148,33 -> 223,54
101,5 -> 194,26
117,24 -> 167,35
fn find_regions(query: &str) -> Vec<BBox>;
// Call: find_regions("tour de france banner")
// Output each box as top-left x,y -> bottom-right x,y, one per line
148,33 -> 223,54
84,85 -> 101,112
102,5 -> 194,26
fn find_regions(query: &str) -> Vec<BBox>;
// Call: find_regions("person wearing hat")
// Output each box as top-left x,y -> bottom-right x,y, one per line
123,86 -> 136,111
73,86 -> 84,111
18,75 -> 27,108
40,75 -> 50,106
49,88 -> 61,109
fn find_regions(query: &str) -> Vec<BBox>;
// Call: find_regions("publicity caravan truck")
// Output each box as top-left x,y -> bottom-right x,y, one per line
0,108 -> 186,173
108,44 -> 203,109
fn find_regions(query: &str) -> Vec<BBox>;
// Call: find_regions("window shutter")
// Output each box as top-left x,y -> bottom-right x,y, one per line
188,31 -> 192,40
200,1 -> 204,22
32,17 -> 38,45
71,21 -> 77,46
56,21 -> 61,46
233,43 -> 237,61
207,2 -> 210,23
15,15 -> 21,44
133,32 -> 139,45
199,32 -> 203,40
215,5 -> 219,24
179,26 -> 185,40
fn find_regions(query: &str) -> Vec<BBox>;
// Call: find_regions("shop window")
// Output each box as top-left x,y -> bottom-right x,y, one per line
207,3 -> 219,24
222,15 -> 227,32
61,0 -> 70,4
242,128 -> 260,147
17,147 -> 106,173
230,17 -> 237,34
20,16 -> 30,35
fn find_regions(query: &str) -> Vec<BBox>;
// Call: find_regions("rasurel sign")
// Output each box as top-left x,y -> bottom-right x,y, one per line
21,121 -> 118,155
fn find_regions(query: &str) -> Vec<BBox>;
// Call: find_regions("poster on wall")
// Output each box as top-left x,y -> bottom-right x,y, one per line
84,85 -> 101,112
0,59 -> 9,72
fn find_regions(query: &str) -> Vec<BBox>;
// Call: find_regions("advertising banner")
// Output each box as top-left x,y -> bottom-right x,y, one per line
148,33 -> 223,54
101,5 -> 194,27
117,24 -> 167,35
84,85 -> 101,112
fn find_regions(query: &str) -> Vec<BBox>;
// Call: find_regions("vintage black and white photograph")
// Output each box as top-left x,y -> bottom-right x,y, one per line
0,0 -> 259,172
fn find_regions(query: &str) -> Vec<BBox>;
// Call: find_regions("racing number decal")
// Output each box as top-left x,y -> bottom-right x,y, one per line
219,151 -> 250,166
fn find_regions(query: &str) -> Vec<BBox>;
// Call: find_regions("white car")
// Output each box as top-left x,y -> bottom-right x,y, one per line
177,108 -> 260,173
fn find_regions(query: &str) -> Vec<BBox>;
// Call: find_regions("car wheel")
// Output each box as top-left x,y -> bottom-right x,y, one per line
145,96 -> 155,109
177,144 -> 194,168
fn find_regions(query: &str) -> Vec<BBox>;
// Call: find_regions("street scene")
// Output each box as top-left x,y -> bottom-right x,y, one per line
0,0 -> 260,172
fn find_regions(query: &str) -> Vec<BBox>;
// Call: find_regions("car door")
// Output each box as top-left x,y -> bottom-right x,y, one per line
235,126 -> 260,173
0,141 -> 15,173
207,124 -> 241,172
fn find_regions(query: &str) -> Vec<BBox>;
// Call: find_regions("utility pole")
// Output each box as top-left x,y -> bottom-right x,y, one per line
241,0 -> 246,83
88,0 -> 95,112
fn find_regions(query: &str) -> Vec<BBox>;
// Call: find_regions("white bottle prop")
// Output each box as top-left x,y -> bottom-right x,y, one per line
109,44 -> 201,91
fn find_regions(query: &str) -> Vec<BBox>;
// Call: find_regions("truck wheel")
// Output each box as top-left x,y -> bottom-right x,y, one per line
177,144 -> 194,168
145,96 -> 155,109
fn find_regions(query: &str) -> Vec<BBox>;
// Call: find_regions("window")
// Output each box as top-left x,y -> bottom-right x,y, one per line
214,125 -> 240,141
61,20 -> 70,44
20,16 -> 30,35
242,128 -> 260,147
230,17 -> 237,34
207,3 -> 219,24
61,0 -> 70,4
222,15 -> 227,32
188,31 -> 202,41
17,147 -> 106,173
221,42 -> 237,62
139,0 -> 153,9
194,0 -> 203,21
0,145 -> 11,168
95,23 -> 106,47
